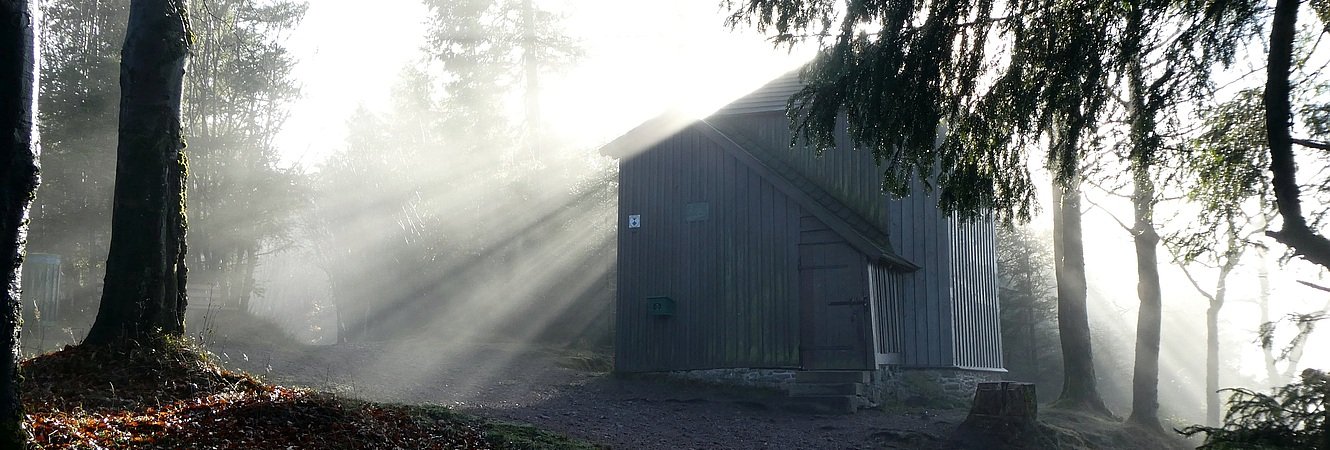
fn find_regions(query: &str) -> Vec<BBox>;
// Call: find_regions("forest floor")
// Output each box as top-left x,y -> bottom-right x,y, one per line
199,334 -> 955,448
20,339 -> 596,449
191,311 -> 1196,450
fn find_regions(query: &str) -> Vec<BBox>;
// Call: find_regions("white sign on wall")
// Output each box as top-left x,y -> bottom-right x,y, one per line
628,214 -> 641,228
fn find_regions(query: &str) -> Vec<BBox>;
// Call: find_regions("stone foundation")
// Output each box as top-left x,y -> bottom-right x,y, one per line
660,366 -> 1003,408
665,368 -> 797,390
873,367 -> 1005,408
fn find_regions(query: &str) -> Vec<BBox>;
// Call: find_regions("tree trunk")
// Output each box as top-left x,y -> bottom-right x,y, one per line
84,0 -> 192,346
1257,243 -> 1280,386
1262,0 -> 1330,270
0,0 -> 40,444
1026,295 -> 1038,379
1051,179 -> 1110,413
1124,25 -> 1163,426
239,247 -> 256,312
1127,168 -> 1162,429
1205,297 -> 1221,426
1281,297 -> 1330,380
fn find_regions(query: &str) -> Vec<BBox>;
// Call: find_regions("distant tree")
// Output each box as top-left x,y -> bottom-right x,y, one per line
1165,86 -> 1271,426
311,105 -> 423,342
421,0 -> 579,159
1,0 -> 40,444
1257,280 -> 1330,388
29,0 -> 130,314
84,0 -> 193,346
996,226 -> 1062,395
30,0 -> 304,326
308,0 -> 609,345
182,0 -> 307,312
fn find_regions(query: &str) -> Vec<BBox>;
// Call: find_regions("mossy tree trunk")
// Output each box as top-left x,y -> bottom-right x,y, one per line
0,0 -> 41,445
84,0 -> 193,347
1051,178 -> 1111,414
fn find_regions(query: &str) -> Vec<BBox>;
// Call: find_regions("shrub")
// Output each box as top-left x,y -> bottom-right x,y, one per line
1179,369 -> 1328,449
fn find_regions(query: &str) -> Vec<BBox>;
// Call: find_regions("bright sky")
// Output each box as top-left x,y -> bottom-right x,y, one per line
274,0 -> 816,168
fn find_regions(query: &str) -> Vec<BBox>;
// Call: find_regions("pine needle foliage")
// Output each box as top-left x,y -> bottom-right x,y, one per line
723,0 -> 1264,224
1179,369 -> 1330,450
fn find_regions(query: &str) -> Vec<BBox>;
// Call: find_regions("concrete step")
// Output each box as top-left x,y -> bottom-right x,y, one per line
782,395 -> 861,415
789,382 -> 866,397
794,370 -> 871,384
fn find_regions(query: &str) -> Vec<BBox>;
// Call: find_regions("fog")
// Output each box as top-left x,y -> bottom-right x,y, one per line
17,0 -> 1330,439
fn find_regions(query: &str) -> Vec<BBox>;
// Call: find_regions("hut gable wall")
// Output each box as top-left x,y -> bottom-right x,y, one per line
615,125 -> 803,372
610,104 -> 1005,372
707,113 -> 890,235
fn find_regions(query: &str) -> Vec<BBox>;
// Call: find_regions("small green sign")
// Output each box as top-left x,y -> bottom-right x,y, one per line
646,296 -> 675,316
684,202 -> 710,222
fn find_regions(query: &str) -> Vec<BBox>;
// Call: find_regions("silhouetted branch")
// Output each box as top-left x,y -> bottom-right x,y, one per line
1292,138 -> 1330,151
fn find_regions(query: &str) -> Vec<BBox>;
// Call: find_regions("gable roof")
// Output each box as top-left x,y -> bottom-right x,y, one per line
712,70 -> 803,116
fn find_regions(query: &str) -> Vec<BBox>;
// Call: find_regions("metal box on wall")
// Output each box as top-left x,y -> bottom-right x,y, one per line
646,296 -> 675,316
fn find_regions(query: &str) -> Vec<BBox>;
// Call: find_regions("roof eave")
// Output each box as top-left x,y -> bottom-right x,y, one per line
599,111 -> 697,160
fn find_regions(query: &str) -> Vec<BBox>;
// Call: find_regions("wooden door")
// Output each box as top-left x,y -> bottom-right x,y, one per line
799,242 -> 871,370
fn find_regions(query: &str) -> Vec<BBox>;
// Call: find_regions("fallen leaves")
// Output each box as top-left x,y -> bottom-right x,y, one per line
20,342 -> 505,449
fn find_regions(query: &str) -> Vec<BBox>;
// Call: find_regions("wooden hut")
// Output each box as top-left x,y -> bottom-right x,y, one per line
601,71 -> 1005,411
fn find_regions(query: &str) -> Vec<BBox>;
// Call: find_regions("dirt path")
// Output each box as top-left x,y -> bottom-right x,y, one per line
202,337 -> 963,449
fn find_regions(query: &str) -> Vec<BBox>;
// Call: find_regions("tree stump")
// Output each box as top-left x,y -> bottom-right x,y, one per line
969,382 -> 1037,420
953,382 -> 1039,448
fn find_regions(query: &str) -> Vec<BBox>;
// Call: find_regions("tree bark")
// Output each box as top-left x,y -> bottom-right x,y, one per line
1123,18 -> 1163,426
1051,179 -> 1111,413
238,246 -> 255,312
1127,165 -> 1162,429
1257,244 -> 1280,386
1205,293 -> 1222,425
85,0 -> 192,346
0,0 -> 40,444
1179,263 -> 1229,427
1262,0 -> 1330,270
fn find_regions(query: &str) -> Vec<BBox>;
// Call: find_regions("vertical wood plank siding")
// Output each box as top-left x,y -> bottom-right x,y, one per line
709,113 -> 889,234
709,112 -> 1003,370
614,106 -> 1005,372
885,187 -> 956,367
946,215 -> 1003,370
614,125 -> 802,372
868,264 -> 904,356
